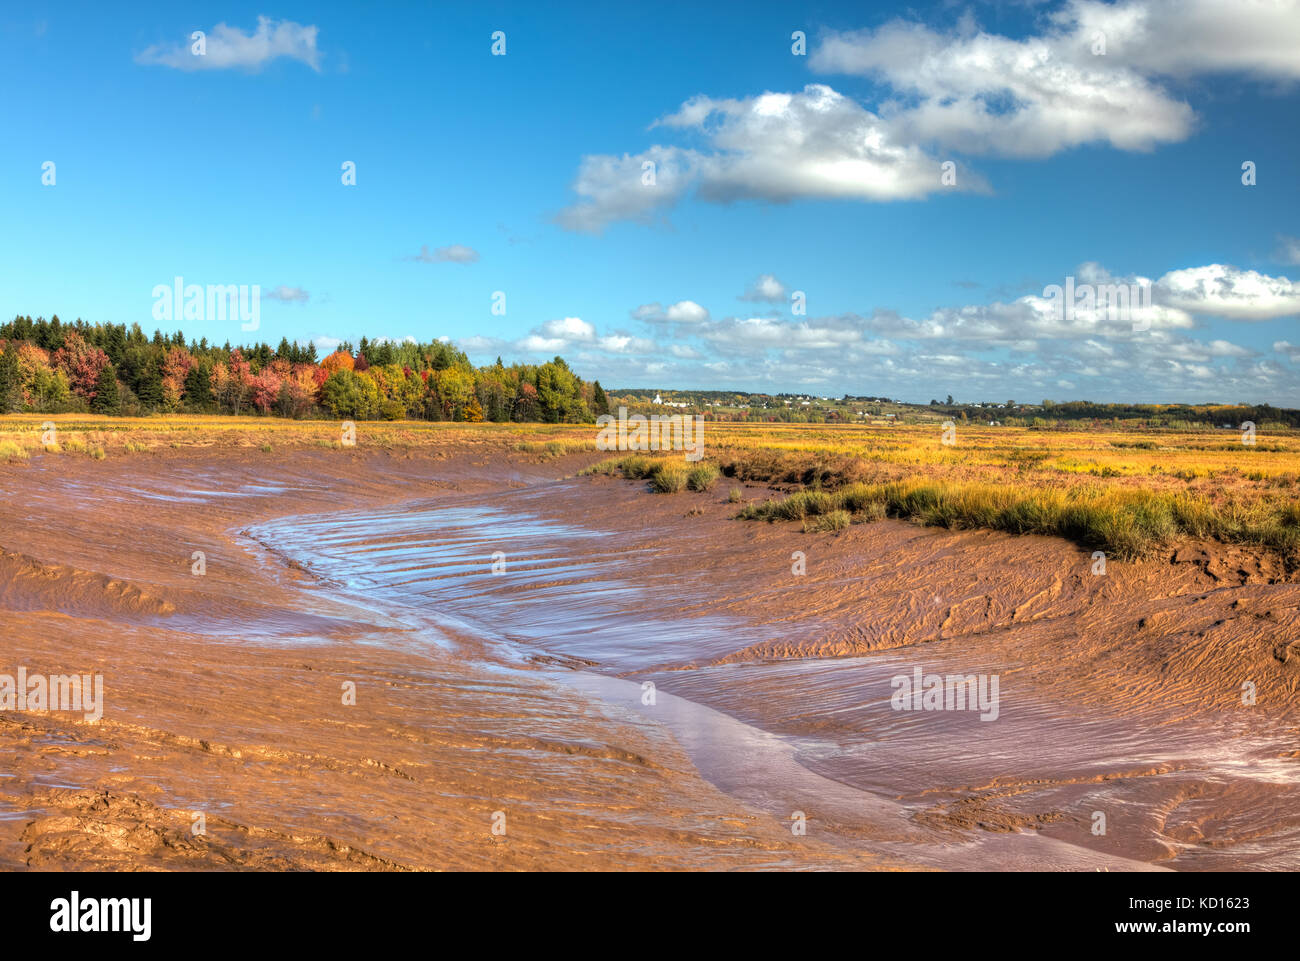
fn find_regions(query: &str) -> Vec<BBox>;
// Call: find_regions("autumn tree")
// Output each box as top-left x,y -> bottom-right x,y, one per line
52,331 -> 111,402
161,346 -> 196,410
320,349 -> 355,377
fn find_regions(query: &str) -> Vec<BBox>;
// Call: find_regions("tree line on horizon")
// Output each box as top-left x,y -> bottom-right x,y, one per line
0,315 -> 612,423
932,397 -> 1300,430
3,315 -> 1295,430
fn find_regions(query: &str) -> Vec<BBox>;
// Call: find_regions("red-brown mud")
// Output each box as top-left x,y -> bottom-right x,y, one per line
1,443 -> 1296,869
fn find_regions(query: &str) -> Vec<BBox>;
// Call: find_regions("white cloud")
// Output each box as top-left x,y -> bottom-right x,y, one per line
558,85 -> 979,231
633,300 -> 711,325
136,16 -> 320,72
466,258 -> 1300,403
1156,264 -> 1300,320
556,146 -> 696,233
556,2 -> 1300,234
625,259 -> 1288,400
597,334 -> 658,354
665,300 -> 709,323
1066,0 -> 1300,80
740,274 -> 787,303
812,16 -> 1192,157
505,316 -> 661,359
540,316 -> 596,341
406,244 -> 480,265
812,2 -> 1300,160
661,86 -> 967,202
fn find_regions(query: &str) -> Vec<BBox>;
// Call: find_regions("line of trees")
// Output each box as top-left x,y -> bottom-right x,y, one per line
0,315 -> 611,423
932,398 -> 1300,430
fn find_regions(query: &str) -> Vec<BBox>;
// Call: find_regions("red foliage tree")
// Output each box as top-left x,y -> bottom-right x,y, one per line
52,331 -> 110,401
250,366 -> 282,413
161,346 -> 196,409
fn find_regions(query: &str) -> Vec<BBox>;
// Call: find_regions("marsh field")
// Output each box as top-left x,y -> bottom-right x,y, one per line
1,414 -> 1298,870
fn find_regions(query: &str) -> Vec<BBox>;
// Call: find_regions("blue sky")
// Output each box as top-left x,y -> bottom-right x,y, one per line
2,0 -> 1299,403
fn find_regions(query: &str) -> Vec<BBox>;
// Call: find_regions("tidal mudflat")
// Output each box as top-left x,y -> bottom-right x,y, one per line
1,427 -> 1297,870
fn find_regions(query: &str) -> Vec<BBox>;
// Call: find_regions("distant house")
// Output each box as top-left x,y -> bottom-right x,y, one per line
653,394 -> 662,404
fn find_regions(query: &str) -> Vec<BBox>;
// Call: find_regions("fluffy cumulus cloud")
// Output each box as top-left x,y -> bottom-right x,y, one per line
1065,0 -> 1300,80
541,316 -> 596,341
740,274 -> 788,304
556,146 -> 696,232
558,2 -> 1300,231
811,17 -> 1191,157
811,0 -> 1300,158
558,85 -> 980,232
1155,265 -> 1300,320
136,17 -> 321,72
461,317 -> 655,366
516,317 -> 595,352
632,300 -> 710,325
659,86 -> 969,203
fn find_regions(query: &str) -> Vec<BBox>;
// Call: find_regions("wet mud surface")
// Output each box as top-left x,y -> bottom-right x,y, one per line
1,445 -> 1296,869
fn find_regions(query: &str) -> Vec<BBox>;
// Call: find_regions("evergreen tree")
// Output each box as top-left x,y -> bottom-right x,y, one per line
91,364 -> 121,414
135,358 -> 164,410
0,347 -> 18,412
184,361 -> 213,408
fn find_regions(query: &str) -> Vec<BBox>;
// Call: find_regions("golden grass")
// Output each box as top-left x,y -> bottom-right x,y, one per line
3,414 -> 1297,558
579,421 -> 1300,558
0,440 -> 28,461
0,415 -> 604,460
739,478 -> 1300,558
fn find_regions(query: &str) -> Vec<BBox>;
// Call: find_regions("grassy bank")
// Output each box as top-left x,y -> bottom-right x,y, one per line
7,416 -> 1299,561
586,450 -> 1300,559
738,478 -> 1300,559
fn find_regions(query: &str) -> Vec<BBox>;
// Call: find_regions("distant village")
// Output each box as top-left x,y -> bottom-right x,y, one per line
613,389 -> 1038,426
605,390 -> 1297,430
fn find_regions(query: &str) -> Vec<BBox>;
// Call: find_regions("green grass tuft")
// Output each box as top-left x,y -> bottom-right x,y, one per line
686,463 -> 720,491
650,464 -> 687,493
